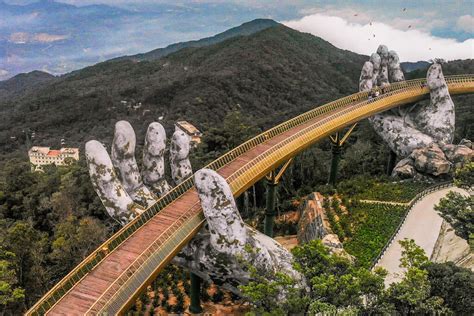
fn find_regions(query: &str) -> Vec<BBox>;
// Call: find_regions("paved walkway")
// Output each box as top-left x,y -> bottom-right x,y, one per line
375,186 -> 468,285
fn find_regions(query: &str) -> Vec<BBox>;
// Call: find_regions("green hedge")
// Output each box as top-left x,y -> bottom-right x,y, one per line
337,176 -> 431,203
343,201 -> 407,267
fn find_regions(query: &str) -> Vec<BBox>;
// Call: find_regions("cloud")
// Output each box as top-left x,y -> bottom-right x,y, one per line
284,14 -> 474,61
33,33 -> 69,43
297,6 -> 446,33
456,15 -> 474,33
0,69 -> 9,77
8,32 -> 68,44
9,32 -> 29,44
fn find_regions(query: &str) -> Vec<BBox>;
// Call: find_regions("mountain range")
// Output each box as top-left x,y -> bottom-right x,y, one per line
0,0 -> 282,79
0,19 -> 472,162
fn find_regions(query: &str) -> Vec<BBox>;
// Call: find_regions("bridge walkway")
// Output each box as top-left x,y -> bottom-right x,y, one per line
47,99 -> 344,315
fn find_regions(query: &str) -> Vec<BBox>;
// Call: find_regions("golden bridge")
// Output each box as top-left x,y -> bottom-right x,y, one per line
27,75 -> 474,315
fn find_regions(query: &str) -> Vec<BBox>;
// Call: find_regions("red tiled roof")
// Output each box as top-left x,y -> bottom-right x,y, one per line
47,150 -> 61,157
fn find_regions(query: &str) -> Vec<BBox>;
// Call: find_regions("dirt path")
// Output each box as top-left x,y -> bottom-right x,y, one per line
375,187 -> 468,285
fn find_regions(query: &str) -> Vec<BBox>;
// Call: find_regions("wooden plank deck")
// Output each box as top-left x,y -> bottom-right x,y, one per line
47,106 -> 343,315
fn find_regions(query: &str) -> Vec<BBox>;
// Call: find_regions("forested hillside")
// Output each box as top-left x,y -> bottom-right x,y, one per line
0,24 -> 367,161
1,24 -> 472,165
0,70 -> 56,101
113,18 -> 279,62
2,23 -> 473,163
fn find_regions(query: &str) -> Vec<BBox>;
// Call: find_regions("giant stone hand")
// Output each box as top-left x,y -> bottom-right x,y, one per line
85,121 -> 304,295
360,45 -> 472,178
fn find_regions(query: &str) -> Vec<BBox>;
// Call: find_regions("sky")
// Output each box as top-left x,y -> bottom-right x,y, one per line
0,0 -> 473,80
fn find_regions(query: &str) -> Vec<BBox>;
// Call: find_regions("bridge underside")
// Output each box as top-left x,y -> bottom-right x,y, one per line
27,76 -> 474,315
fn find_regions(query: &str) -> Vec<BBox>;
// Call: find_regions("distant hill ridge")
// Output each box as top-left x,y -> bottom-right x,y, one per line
112,19 -> 279,62
0,70 -> 56,100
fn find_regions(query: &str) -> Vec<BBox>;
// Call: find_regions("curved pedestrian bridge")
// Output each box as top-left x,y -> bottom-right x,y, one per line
27,75 -> 474,315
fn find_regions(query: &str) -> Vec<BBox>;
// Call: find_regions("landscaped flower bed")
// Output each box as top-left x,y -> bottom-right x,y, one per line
342,201 -> 407,267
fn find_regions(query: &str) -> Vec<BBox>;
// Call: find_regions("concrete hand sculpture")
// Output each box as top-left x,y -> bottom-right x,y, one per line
85,121 -> 304,294
360,45 -> 472,178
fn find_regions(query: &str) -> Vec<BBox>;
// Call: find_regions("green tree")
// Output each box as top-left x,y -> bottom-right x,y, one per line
242,240 -> 389,314
434,192 -> 473,243
386,239 -> 451,315
424,262 -> 474,315
239,245 -> 308,314
191,111 -> 260,167
0,248 -> 25,313
398,239 -> 429,269
454,161 -> 473,188
298,241 -> 388,313
387,268 -> 450,315
49,216 -> 108,280
0,220 -> 48,306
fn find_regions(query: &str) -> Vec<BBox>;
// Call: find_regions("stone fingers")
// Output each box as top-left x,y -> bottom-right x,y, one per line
376,45 -> 390,87
194,169 -> 246,254
170,127 -> 192,185
85,140 -> 143,225
142,122 -> 171,196
417,63 -> 455,144
111,120 -> 156,207
359,61 -> 374,91
388,50 -> 405,82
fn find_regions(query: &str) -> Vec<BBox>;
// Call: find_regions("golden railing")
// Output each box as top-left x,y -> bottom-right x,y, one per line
26,75 -> 474,315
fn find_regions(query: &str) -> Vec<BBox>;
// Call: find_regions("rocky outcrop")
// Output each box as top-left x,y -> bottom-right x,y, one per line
392,158 -> 417,179
431,220 -> 474,271
441,144 -> 474,169
392,141 -> 473,179
297,193 -> 328,244
296,193 -> 353,260
411,144 -> 452,176
321,234 -> 353,261
360,45 -> 473,179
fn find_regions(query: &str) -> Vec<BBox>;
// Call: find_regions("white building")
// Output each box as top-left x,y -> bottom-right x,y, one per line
28,146 -> 79,170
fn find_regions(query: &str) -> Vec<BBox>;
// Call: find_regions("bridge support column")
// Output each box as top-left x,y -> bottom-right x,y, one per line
264,158 -> 293,237
328,139 -> 341,186
386,150 -> 397,176
327,124 -> 357,187
264,175 -> 277,237
189,272 -> 203,314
